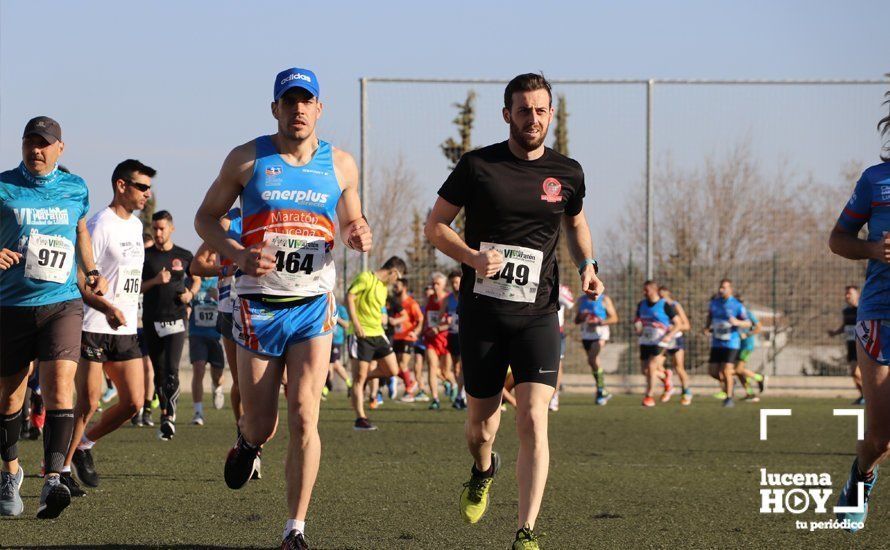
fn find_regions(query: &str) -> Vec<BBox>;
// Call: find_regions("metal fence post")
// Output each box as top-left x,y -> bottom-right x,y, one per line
360,77 -> 369,273
772,252 -> 778,376
645,80 -> 654,280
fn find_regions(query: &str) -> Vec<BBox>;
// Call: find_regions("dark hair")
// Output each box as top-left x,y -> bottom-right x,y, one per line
112,159 -> 156,189
448,269 -> 461,280
658,285 -> 670,293
846,285 -> 860,292
880,91 -> 890,162
643,279 -> 658,288
720,278 -> 733,286
381,256 -> 407,274
152,210 -> 173,222
504,73 -> 552,110
396,277 -> 409,286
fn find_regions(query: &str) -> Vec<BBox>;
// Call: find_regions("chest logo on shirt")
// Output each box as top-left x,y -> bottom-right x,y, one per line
171,258 -> 184,271
540,178 -> 563,203
881,185 -> 890,202
13,207 -> 70,226
265,165 -> 283,187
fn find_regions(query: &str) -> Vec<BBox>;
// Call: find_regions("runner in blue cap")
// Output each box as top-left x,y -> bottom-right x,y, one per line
195,67 -> 372,550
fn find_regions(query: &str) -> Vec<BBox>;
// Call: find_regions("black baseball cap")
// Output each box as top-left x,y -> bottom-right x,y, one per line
22,116 -> 62,144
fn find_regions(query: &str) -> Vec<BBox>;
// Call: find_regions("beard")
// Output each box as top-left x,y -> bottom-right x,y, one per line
509,120 -> 548,151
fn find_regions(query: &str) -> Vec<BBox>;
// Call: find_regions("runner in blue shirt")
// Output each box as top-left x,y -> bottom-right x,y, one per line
0,117 -> 107,520
189,277 -> 224,426
734,295 -> 765,402
704,279 -> 750,408
829,97 -> 890,532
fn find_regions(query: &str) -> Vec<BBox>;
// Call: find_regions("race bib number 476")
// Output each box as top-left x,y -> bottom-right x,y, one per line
473,242 -> 542,304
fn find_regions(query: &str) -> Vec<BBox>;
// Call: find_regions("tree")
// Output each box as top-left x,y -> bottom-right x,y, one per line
551,94 -> 579,295
440,90 -> 476,235
365,155 -> 419,269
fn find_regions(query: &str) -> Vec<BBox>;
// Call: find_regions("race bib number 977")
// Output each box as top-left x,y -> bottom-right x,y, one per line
473,242 -> 542,304
24,233 -> 75,284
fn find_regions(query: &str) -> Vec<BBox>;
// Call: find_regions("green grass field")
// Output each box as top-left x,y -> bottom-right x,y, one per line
1,393 -> 888,549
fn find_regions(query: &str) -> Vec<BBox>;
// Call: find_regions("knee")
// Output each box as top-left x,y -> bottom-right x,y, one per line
466,420 -> 496,447
288,411 -> 319,448
515,407 -> 547,440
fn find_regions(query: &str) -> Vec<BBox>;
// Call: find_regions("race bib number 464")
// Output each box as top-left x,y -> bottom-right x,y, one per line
24,233 -> 75,284
473,242 -> 542,304
262,232 -> 325,292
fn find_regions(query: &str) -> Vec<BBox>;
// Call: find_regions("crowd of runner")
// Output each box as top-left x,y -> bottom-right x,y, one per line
0,70 -> 887,549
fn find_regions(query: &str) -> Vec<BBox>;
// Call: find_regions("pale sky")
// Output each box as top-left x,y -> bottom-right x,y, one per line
2,0 -> 887,253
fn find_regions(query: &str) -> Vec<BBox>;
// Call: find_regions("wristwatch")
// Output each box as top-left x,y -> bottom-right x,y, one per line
86,269 -> 101,279
578,258 -> 598,275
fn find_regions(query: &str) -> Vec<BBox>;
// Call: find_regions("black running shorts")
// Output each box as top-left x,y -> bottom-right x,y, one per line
217,311 -> 235,342
639,345 -> 666,361
354,335 -> 393,362
847,341 -> 857,363
459,307 -> 560,399
189,334 -> 224,368
81,331 -> 142,363
0,299 -> 84,376
392,339 -> 414,355
709,347 -> 740,365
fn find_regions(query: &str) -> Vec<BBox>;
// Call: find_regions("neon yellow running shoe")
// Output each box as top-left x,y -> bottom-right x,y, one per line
459,452 -> 500,523
713,391 -> 727,400
512,525 -> 541,549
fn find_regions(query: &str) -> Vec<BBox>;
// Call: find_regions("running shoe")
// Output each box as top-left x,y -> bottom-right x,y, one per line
60,472 -> 86,498
595,391 -> 612,406
743,394 -> 761,403
72,448 -> 100,487
836,458 -> 878,532
459,452 -> 500,524
429,399 -> 441,410
400,393 -> 416,403
151,396 -> 160,409
36,474 -> 71,519
453,397 -> 467,410
414,390 -> 430,402
680,390 -> 693,406
101,387 -> 118,404
642,396 -> 656,407
0,467 -> 24,516
213,384 -> 225,410
548,393 -> 559,412
281,530 -> 309,550
660,387 -> 675,403
251,454 -> 262,480
321,385 -> 330,400
369,397 -> 380,410
854,396 -> 866,406
376,392 -> 384,405
224,434 -> 260,489
758,374 -> 767,393
512,525 -> 541,549
191,411 -> 205,426
353,417 -> 377,431
713,391 -> 727,400
142,408 -> 155,427
449,385 -> 460,402
387,377 -> 398,399
158,418 -> 175,441
722,397 -> 735,408
131,412 -> 143,427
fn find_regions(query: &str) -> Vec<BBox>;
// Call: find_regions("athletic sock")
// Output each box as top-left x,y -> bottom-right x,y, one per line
0,408 -> 23,463
856,464 -> 876,483
77,435 -> 95,451
283,519 -> 305,539
194,402 -> 204,415
472,459 -> 495,479
397,369 -> 413,387
595,368 -> 605,390
143,399 -> 152,411
43,409 -> 75,474
62,465 -> 72,473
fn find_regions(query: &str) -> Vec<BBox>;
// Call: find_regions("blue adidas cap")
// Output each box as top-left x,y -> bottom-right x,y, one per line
274,68 -> 320,101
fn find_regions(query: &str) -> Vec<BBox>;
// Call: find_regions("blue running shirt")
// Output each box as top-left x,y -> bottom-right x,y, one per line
190,277 -> 220,339
709,296 -> 748,350
0,163 -> 89,307
837,162 -> 890,321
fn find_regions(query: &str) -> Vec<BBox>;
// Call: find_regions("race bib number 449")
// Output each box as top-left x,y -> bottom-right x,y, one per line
24,233 -> 75,284
473,242 -> 542,304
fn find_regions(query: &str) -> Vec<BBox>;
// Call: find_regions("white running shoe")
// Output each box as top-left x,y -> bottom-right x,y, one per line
212,385 -> 225,410
191,412 -> 205,426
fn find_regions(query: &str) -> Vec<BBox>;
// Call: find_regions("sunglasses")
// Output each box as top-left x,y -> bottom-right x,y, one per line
125,180 -> 152,192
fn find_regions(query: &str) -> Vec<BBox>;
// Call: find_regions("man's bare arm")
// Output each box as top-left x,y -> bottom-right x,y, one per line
424,197 -> 502,277
829,222 -> 890,262
562,209 -> 604,298
333,148 -> 372,252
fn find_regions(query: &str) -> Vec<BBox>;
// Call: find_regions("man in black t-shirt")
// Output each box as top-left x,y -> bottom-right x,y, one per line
141,210 -> 200,440
426,73 -> 604,549
827,285 -> 864,405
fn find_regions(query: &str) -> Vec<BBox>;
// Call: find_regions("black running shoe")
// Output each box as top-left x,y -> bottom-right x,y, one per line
131,412 -> 143,427
224,434 -> 259,489
60,472 -> 86,497
36,475 -> 71,519
158,418 -> 175,441
72,449 -> 99,488
142,408 -> 154,427
353,417 -> 377,431
281,530 -> 309,549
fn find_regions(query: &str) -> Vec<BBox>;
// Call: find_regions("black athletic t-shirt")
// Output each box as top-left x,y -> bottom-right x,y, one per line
142,245 -> 194,323
843,305 -> 858,328
438,141 -> 585,315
